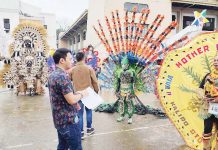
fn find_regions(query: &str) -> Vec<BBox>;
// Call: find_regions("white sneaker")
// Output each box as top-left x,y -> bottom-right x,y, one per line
87,128 -> 95,135
128,118 -> 132,124
117,116 -> 125,122
81,132 -> 85,140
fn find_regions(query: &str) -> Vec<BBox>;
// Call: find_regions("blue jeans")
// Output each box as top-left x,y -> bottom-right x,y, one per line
57,123 -> 82,150
78,100 -> 92,132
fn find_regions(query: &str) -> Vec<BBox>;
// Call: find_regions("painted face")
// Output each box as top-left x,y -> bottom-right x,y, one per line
25,56 -> 34,68
121,63 -> 129,70
121,57 -> 129,70
24,39 -> 32,48
213,56 -> 218,70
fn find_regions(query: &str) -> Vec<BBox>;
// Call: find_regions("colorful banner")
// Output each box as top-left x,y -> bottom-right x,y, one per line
157,31 -> 218,149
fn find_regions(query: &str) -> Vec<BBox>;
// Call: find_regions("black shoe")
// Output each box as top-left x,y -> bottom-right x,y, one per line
81,132 -> 85,140
87,128 -> 95,135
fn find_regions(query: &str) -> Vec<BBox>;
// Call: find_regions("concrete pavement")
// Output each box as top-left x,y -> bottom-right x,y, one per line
0,89 -> 191,150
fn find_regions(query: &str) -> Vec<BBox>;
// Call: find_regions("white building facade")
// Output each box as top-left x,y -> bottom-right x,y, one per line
0,0 -> 56,54
59,10 -> 87,53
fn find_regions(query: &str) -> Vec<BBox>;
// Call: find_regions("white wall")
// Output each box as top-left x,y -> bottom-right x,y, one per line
0,11 -> 20,34
41,13 -> 57,49
0,0 -> 20,34
0,0 -> 19,10
0,0 -> 56,54
86,0 -> 106,55
20,2 -> 41,16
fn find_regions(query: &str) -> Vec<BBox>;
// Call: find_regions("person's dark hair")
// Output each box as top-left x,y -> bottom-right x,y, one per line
53,48 -> 71,64
87,44 -> 94,53
87,44 -> 94,49
76,52 -> 85,62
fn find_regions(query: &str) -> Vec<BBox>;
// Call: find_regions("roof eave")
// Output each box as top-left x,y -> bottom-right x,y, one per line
60,9 -> 88,40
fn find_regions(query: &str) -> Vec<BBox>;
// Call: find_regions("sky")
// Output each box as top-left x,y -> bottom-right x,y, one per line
21,0 -> 89,28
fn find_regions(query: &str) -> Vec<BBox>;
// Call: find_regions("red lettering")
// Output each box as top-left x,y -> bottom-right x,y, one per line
186,54 -> 192,60
204,45 -> 209,52
181,58 -> 188,64
191,51 -> 198,57
197,48 -> 203,54
176,62 -> 182,68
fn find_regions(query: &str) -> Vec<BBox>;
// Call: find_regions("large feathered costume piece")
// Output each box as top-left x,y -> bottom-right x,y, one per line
93,8 -> 188,117
0,21 -> 49,96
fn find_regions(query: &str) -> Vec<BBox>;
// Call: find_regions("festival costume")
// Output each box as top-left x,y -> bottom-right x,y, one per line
144,8 -> 217,149
115,57 -> 135,123
93,8 -> 187,121
0,22 -> 48,96
200,70 -> 218,150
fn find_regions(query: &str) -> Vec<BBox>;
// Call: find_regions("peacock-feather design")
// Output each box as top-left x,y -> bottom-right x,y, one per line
93,8 -> 188,118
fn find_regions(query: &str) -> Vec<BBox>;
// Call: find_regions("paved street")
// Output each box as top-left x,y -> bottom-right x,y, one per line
0,89 -> 191,150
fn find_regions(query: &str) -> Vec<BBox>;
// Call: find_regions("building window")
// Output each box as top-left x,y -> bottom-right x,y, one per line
183,16 -> 194,29
172,15 -> 176,21
69,40 -> 73,51
72,37 -> 76,44
203,18 -> 215,31
3,19 -> 10,33
77,34 -> 81,43
124,2 -> 148,13
172,13 -> 177,34
183,16 -> 216,31
83,31 -> 86,40
69,39 -> 72,45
